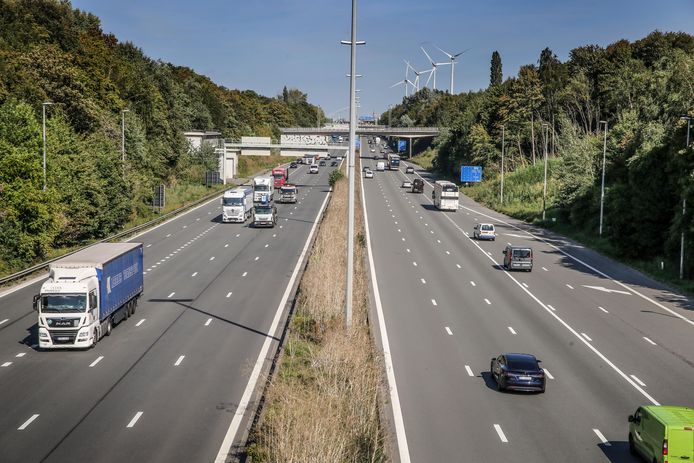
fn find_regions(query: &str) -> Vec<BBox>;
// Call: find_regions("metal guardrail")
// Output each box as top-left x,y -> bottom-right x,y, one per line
0,187 -> 227,287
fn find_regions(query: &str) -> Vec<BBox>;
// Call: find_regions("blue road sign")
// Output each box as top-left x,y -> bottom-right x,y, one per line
398,140 -> 406,152
355,139 -> 360,149
460,165 -> 483,183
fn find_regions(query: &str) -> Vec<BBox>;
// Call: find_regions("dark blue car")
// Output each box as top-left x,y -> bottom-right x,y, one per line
491,353 -> 546,393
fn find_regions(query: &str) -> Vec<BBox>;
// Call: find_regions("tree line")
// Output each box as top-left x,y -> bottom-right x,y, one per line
0,0 -> 323,271
383,31 -> 694,275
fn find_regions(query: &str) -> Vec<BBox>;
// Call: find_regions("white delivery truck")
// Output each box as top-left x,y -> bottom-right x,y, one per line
253,176 -> 274,203
376,161 -> 385,171
432,180 -> 459,211
33,243 -> 143,349
279,184 -> 298,203
221,187 -> 253,223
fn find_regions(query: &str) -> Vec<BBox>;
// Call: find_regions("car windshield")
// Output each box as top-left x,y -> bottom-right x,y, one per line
481,224 -> 494,231
255,207 -> 272,214
506,356 -> 538,371
255,185 -> 269,191
513,249 -> 531,258
41,294 -> 86,313
223,197 -> 243,206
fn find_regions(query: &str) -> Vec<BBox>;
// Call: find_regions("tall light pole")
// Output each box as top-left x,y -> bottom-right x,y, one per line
121,109 -> 129,164
680,116 -> 691,279
500,124 -> 505,204
341,0 -> 365,329
542,123 -> 549,221
42,102 -> 54,191
599,120 -> 608,236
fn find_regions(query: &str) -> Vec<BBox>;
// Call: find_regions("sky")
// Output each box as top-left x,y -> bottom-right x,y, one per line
71,0 -> 694,120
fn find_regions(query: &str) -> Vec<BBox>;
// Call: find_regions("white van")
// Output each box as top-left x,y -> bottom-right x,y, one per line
473,223 -> 496,240
376,161 -> 385,171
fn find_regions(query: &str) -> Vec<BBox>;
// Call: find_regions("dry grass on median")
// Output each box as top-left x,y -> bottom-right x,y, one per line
247,163 -> 385,463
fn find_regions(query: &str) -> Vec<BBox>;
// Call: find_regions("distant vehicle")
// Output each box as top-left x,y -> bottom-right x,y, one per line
253,176 -> 274,203
338,136 -> 344,143
362,166 -> 370,172
331,161 -> 338,166
628,405 -> 694,462
473,223 -> 496,240
405,166 -> 415,174
432,180 -> 459,211
289,162 -> 298,168
221,187 -> 253,223
387,153 -> 400,170
272,167 -> 289,188
365,170 -> 374,179
491,353 -> 545,393
253,201 -> 277,228
376,161 -> 385,171
375,136 -> 381,144
370,147 -> 376,153
503,245 -> 533,271
412,178 -> 424,193
309,164 -> 319,174
336,156 -> 343,161
34,243 -> 143,349
319,160 -> 326,166
401,180 -> 412,189
326,154 -> 331,159
279,184 -> 298,203
303,154 -> 317,165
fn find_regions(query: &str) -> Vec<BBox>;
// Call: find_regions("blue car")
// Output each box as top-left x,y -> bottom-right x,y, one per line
491,353 -> 546,393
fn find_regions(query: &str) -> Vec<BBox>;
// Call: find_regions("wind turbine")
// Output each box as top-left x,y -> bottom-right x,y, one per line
434,44 -> 469,94
420,46 -> 449,91
404,60 -> 432,93
391,61 -> 415,98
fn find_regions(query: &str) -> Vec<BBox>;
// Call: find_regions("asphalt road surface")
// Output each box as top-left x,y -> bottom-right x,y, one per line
360,145 -> 694,463
0,160 -> 336,463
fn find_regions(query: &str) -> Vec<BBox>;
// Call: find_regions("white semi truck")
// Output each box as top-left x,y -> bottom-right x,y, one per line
222,187 -> 253,223
33,243 -> 143,349
253,176 -> 274,203
432,180 -> 459,211
253,199 -> 277,228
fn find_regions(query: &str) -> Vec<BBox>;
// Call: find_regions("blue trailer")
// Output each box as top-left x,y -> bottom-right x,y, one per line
35,242 -> 144,348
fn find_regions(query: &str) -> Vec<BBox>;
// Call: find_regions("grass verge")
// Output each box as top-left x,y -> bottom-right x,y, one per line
237,155 -> 290,178
246,162 -> 385,462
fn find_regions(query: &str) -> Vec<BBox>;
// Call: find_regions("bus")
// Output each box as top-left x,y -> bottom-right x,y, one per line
387,153 -> 400,170
432,180 -> 459,211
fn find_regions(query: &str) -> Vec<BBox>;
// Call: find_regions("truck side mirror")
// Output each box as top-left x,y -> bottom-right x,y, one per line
33,294 -> 40,311
502,250 -> 507,254
628,415 -> 634,423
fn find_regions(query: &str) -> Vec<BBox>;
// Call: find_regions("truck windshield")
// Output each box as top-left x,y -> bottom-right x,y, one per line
273,173 -> 285,179
255,207 -> 272,214
280,188 -> 295,194
223,197 -> 243,206
41,294 -> 86,313
255,185 -> 269,191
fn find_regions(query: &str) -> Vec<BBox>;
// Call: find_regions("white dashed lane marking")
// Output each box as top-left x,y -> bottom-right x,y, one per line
174,355 -> 185,366
135,319 -> 145,327
226,292 -> 232,298
598,306 -> 609,314
494,424 -> 508,443
464,365 -> 474,376
89,356 -> 104,368
445,327 -> 453,335
191,272 -> 198,277
643,337 -> 657,346
167,292 -> 175,298
593,429 -> 610,446
508,327 -> 517,335
127,412 -> 143,428
18,414 -> 39,431
205,318 -> 212,326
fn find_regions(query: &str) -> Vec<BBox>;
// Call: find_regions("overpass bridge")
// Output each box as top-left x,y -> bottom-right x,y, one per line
280,126 -> 440,138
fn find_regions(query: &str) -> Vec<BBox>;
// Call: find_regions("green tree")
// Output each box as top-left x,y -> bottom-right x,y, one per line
490,51 -> 502,87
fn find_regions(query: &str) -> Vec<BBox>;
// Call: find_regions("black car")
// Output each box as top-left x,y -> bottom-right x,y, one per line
319,160 -> 326,166
331,161 -> 338,166
289,162 -> 298,168
490,353 -> 545,392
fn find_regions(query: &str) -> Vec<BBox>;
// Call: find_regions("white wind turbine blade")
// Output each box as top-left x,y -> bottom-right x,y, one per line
421,46 -> 436,66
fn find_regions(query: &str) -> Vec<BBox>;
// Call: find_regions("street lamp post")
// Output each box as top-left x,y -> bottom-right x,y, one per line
500,124 -> 505,204
599,121 -> 608,236
42,102 -> 54,191
121,109 -> 130,164
340,0 -> 365,329
680,116 -> 691,279
542,123 -> 549,221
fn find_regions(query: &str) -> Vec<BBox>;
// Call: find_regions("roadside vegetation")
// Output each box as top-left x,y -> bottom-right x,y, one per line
389,31 -> 694,289
237,155 -> 287,179
0,0 -> 324,275
247,164 -> 385,463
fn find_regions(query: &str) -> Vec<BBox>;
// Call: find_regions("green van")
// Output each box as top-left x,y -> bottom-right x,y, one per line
628,405 -> 694,462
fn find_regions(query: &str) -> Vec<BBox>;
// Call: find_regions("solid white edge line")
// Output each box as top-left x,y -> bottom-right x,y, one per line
359,164 -> 412,463
464,365 -> 474,377
18,414 -> 39,430
89,356 -> 104,368
494,424 -> 508,443
403,162 -> 661,406
126,411 -> 143,428
214,184 -> 332,463
593,428 -> 611,446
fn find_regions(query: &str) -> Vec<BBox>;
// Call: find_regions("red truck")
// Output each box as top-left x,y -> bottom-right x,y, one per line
272,167 -> 289,188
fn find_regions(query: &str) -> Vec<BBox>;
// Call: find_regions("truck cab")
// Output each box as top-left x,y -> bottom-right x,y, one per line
279,184 -> 298,203
253,176 -> 274,203
221,187 -> 253,223
253,199 -> 277,228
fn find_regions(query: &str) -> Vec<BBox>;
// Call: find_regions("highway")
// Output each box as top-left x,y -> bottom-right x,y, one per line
360,142 -> 694,463
0,160 -> 336,463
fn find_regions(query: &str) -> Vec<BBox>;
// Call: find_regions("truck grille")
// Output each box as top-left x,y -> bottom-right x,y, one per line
49,329 -> 79,344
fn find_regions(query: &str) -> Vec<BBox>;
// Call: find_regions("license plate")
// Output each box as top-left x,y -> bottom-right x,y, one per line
57,336 -> 69,341
519,376 -> 532,381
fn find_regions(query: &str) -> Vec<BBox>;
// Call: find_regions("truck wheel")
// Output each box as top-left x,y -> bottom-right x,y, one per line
105,318 -> 112,337
131,300 -> 137,315
91,329 -> 98,348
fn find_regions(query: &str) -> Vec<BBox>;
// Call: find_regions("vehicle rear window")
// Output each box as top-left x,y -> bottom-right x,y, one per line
481,224 -> 494,231
513,249 -> 531,258
506,357 -> 538,370
442,184 -> 458,192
